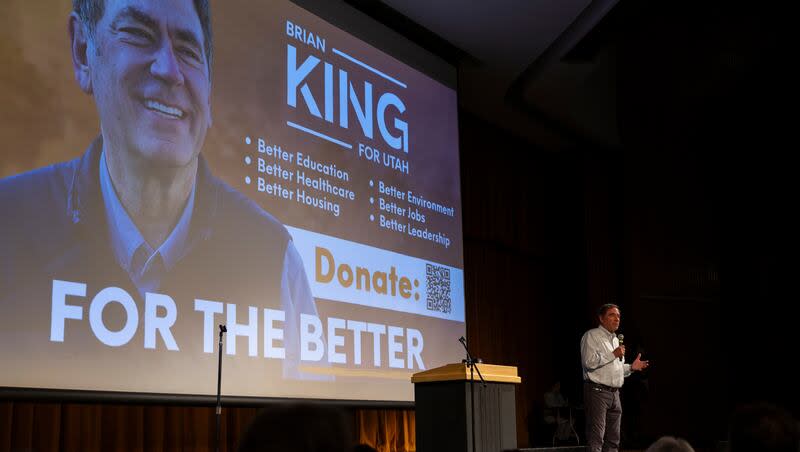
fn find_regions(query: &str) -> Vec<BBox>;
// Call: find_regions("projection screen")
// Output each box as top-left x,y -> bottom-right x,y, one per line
0,0 -> 463,402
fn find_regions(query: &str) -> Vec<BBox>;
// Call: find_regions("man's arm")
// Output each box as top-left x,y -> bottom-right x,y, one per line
281,241 -> 318,318
624,353 -> 651,378
280,241 -> 331,380
630,353 -> 649,371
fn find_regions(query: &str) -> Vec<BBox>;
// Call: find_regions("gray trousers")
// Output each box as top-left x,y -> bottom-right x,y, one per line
583,382 -> 622,452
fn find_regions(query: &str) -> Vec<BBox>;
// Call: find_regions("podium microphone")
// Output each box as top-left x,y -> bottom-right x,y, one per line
617,334 -> 624,362
216,324 -> 227,452
458,335 -> 484,452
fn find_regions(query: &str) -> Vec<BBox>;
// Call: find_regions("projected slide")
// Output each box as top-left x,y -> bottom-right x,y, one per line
0,0 -> 462,401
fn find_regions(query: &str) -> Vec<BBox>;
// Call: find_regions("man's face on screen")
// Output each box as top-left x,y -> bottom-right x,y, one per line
86,0 -> 211,167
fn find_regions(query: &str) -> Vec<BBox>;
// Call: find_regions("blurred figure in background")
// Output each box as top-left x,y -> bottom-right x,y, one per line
543,380 -> 574,443
728,402 -> 798,452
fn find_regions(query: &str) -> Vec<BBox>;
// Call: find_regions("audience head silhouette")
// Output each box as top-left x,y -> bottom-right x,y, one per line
237,402 -> 354,452
644,436 -> 695,452
352,445 -> 378,452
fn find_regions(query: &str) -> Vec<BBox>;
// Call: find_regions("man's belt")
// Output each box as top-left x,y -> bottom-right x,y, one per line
585,381 -> 619,392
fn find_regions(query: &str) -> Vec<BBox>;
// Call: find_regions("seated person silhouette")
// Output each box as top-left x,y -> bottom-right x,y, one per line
543,380 -> 577,444
237,402 -> 354,452
729,402 -> 798,452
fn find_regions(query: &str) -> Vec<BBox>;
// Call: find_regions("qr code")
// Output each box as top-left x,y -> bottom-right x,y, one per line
426,263 -> 451,314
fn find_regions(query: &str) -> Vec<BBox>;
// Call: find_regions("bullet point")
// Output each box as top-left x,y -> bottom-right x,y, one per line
370,197 -> 374,204
245,176 -> 251,185
370,215 -> 374,221
369,180 -> 374,187
245,136 -> 251,145
414,279 -> 419,287
245,156 -> 252,165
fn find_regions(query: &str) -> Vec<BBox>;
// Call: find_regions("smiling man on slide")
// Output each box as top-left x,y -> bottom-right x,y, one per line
0,0 -> 317,377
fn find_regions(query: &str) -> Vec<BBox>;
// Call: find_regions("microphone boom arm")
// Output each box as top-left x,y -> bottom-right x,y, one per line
459,337 -> 486,386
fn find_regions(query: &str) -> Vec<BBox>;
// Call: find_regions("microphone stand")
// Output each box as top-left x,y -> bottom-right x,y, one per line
216,324 -> 227,452
459,337 -> 486,452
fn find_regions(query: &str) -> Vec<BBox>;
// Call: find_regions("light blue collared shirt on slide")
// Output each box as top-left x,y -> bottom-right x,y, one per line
98,150 -> 318,377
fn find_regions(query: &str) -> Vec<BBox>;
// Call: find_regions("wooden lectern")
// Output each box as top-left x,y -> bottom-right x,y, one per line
412,363 -> 521,452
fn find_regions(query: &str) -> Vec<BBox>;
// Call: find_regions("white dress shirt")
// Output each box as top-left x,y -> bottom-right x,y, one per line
580,325 -> 631,388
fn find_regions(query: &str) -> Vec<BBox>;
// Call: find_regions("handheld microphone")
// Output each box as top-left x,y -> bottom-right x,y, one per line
617,334 -> 624,361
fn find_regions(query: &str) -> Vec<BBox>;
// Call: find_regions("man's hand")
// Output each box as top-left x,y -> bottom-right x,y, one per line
631,353 -> 649,371
613,345 -> 626,359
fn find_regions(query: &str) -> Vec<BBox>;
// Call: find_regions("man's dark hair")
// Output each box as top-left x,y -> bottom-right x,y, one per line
644,436 -> 695,452
598,303 -> 620,316
72,0 -> 213,68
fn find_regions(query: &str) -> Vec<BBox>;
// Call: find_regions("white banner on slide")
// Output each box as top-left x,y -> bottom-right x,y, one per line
287,226 -> 465,322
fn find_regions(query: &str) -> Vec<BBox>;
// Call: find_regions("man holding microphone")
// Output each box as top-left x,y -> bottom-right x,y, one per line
581,303 -> 650,452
